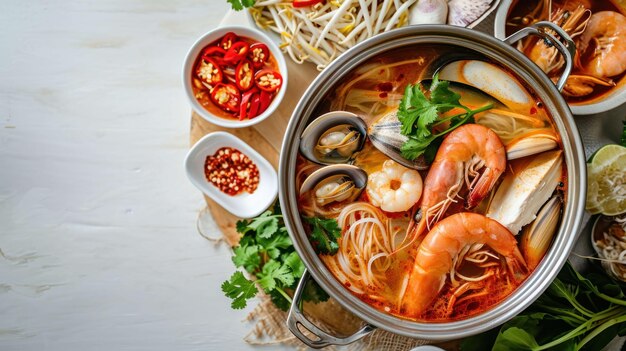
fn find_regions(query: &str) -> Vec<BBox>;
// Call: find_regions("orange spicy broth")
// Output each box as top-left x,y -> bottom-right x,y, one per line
296,44 -> 567,322
505,0 -> 626,105
190,35 -> 280,120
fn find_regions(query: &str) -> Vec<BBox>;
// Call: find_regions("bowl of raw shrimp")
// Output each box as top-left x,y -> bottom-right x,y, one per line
494,0 -> 626,115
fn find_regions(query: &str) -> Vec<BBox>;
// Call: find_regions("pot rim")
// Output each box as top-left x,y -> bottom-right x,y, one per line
279,25 -> 586,340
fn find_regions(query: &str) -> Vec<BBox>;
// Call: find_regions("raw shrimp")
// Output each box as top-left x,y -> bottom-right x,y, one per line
366,160 -> 422,213
401,212 -> 527,317
405,124 -> 506,244
578,11 -> 626,78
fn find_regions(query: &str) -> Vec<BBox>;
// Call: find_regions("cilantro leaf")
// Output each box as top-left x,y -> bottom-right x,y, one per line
232,245 -> 261,273
400,135 -> 434,160
221,271 -> 258,309
257,228 -> 292,259
429,75 -> 461,109
283,251 -> 305,279
226,0 -> 255,11
398,85 -> 430,135
226,0 -> 244,11
256,260 -> 294,292
269,289 -> 291,311
396,75 -> 493,161
247,211 -> 280,239
236,219 -> 250,234
305,217 -> 341,255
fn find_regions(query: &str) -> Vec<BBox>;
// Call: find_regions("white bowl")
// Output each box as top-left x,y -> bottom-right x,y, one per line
185,131 -> 278,218
182,25 -> 288,128
494,0 -> 626,115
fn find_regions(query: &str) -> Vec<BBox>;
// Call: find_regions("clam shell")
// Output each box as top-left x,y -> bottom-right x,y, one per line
369,111 -> 429,170
299,164 -> 368,206
299,111 -> 367,165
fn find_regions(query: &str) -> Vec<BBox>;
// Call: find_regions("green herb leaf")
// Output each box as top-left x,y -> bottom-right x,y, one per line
232,244 -> 261,273
396,74 -> 492,161
429,75 -> 461,109
305,217 -> 341,255
247,211 -> 280,239
283,251 -> 305,279
257,228 -> 292,259
400,135 -> 434,160
256,260 -> 295,292
236,219 -> 251,234
268,289 -> 291,311
226,0 -> 244,11
226,0 -> 255,11
221,271 -> 258,309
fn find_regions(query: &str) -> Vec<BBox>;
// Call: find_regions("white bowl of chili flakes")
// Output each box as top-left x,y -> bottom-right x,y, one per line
183,25 -> 287,128
185,131 -> 278,218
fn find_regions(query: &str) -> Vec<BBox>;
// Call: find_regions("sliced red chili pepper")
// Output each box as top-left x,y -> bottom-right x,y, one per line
248,94 -> 261,119
202,46 -> 228,66
239,87 -> 259,120
224,42 -> 250,64
196,58 -> 223,86
248,43 -> 270,69
235,59 -> 254,91
258,90 -> 272,114
210,82 -> 241,113
254,69 -> 283,93
292,0 -> 324,7
220,32 -> 239,50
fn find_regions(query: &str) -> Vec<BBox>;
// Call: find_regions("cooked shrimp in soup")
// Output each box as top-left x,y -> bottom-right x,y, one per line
295,44 -> 566,322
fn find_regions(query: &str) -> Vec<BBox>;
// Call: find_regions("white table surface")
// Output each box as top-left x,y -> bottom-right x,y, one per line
2,1 -> 626,351
0,1 -> 269,350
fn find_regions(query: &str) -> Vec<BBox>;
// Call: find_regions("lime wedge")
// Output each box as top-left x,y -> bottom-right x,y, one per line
586,144 -> 626,216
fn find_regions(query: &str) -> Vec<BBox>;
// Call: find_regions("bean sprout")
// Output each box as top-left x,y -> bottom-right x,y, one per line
594,215 -> 626,281
250,0 -> 417,70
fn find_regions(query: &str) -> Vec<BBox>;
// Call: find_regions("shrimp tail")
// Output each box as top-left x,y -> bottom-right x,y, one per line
466,167 -> 502,209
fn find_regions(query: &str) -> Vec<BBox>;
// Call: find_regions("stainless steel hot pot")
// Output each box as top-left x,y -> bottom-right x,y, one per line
278,23 -> 586,348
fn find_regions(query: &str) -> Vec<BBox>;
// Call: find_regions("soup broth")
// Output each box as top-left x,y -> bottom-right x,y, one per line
506,0 -> 626,105
295,44 -> 567,322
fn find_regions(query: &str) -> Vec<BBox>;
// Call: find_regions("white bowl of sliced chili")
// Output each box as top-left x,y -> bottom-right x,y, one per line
183,25 -> 288,128
185,131 -> 278,218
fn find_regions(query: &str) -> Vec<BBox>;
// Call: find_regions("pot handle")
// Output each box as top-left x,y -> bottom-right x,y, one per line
504,21 -> 576,92
287,269 -> 376,349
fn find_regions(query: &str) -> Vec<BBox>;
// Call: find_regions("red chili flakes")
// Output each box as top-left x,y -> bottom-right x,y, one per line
376,82 -> 393,92
204,147 -> 260,196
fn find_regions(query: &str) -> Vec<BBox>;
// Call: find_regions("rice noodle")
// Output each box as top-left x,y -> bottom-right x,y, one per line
594,215 -> 626,281
250,0 -> 417,70
476,109 -> 552,144
322,202 -> 397,296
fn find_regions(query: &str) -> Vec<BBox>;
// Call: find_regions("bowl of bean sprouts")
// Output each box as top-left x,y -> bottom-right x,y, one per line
248,0 -> 500,70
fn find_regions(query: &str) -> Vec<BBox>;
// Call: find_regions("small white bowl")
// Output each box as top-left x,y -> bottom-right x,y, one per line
182,25 -> 288,128
494,0 -> 626,115
185,131 -> 278,218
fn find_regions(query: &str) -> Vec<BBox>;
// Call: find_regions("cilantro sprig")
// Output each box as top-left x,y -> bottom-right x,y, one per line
398,75 -> 493,161
305,216 -> 341,255
221,206 -> 329,310
226,0 -> 256,11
